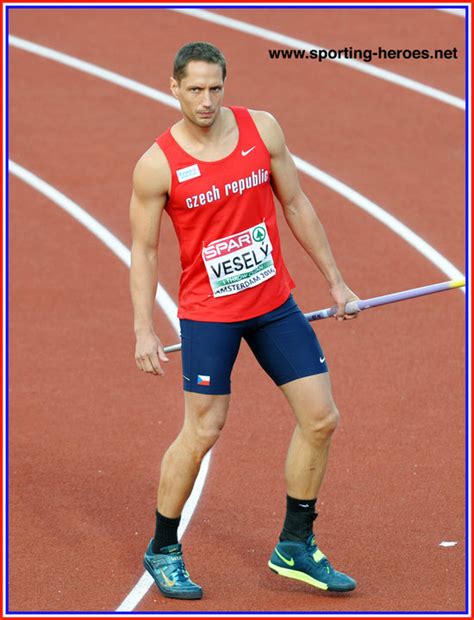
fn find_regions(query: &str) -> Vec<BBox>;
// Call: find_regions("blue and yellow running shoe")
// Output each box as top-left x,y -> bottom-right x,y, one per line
268,535 -> 356,592
144,540 -> 203,600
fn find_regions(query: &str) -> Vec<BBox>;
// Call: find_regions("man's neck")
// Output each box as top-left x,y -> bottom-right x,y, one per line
180,108 -> 227,145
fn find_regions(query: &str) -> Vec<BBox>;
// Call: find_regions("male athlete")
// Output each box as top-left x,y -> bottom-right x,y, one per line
130,42 -> 358,600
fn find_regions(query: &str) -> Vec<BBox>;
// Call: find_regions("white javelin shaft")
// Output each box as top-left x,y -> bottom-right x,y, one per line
164,279 -> 465,353
304,278 -> 465,321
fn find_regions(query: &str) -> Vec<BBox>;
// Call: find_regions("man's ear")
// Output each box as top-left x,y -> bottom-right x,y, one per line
170,76 -> 179,99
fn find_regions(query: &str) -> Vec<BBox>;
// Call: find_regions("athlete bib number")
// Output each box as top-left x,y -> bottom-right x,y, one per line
202,222 -> 276,298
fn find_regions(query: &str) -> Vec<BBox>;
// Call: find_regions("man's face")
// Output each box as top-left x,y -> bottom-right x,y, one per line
171,61 -> 225,128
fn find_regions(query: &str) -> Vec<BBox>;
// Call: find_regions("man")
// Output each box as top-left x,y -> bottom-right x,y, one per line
130,41 -> 358,601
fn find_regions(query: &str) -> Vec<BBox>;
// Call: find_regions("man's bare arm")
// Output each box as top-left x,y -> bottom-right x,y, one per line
253,111 -> 358,320
130,144 -> 171,373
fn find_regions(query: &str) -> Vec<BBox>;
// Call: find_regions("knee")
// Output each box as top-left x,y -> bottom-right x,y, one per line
301,403 -> 339,443
182,400 -> 227,461
180,424 -> 221,463
193,422 -> 223,457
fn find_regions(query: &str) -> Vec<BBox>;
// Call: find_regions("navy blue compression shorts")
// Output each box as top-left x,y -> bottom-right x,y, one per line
180,294 -> 328,395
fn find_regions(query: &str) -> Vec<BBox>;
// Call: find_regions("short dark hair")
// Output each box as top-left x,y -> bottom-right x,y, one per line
173,42 -> 227,82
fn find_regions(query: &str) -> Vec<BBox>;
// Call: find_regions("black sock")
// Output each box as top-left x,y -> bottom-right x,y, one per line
279,495 -> 318,542
152,510 -> 181,553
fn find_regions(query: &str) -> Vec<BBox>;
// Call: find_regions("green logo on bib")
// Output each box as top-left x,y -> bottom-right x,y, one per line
252,226 -> 266,242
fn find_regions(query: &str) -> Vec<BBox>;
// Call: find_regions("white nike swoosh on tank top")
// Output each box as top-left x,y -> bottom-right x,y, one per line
241,146 -> 256,156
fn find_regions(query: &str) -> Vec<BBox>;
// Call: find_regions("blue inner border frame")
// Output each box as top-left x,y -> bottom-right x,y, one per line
5,3 -> 11,617
4,2 -> 471,616
463,5 -> 471,619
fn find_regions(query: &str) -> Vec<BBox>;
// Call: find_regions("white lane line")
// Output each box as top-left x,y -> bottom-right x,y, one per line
116,458 -> 210,611
173,8 -> 465,111
8,160 -> 180,330
9,35 -> 179,111
439,541 -> 459,547
437,8 -> 467,17
8,35 -> 465,290
8,160 -> 211,611
294,156 -> 466,286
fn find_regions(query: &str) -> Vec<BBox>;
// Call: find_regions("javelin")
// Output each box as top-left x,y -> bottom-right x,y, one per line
163,279 -> 465,353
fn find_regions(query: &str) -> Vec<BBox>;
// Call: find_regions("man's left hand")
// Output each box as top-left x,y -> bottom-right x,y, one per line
329,281 -> 360,321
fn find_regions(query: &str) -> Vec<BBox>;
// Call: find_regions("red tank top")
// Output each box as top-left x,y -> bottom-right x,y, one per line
156,106 -> 295,321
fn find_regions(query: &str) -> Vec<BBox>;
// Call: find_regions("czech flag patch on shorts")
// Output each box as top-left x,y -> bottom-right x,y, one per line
197,374 -> 211,386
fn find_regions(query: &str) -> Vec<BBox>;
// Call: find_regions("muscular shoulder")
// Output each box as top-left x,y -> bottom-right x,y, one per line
133,143 -> 171,200
249,109 -> 286,157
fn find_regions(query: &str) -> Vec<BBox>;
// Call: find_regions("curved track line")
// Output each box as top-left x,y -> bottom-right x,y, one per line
8,160 -> 211,611
8,161 -> 179,330
9,35 -> 179,111
294,156 -> 466,286
8,35 -> 465,289
437,8 -> 467,17
173,8 -> 465,111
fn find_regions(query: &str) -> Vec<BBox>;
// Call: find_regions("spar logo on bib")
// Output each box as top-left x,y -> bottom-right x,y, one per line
252,226 -> 266,243
202,222 -> 276,298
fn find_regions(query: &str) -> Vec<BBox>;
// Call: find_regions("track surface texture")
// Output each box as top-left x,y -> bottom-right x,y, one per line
7,5 -> 467,614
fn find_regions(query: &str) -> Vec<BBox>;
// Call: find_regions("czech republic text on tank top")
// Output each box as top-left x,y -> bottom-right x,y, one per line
156,106 -> 295,321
